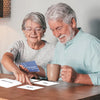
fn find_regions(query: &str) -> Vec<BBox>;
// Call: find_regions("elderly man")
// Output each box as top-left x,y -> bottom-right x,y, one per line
46,3 -> 100,85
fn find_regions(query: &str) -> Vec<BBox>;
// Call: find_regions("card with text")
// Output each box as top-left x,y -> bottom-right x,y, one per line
20,61 -> 40,72
0,78 -> 22,88
17,85 -> 44,90
34,80 -> 59,86
30,79 -> 39,83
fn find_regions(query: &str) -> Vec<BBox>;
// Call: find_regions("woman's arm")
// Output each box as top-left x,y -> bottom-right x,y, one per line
2,52 -> 19,72
19,65 -> 45,78
36,65 -> 45,77
1,52 -> 32,85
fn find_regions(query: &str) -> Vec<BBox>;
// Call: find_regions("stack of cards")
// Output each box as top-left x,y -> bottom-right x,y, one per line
20,61 -> 40,72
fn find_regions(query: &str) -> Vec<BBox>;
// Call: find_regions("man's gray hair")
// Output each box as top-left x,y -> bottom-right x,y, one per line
46,3 -> 77,24
22,12 -> 47,30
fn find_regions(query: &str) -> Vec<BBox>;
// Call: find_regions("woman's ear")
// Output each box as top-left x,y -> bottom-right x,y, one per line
71,18 -> 76,29
23,30 -> 25,34
23,30 -> 27,37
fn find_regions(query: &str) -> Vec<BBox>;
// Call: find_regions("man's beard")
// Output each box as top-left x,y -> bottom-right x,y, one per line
58,28 -> 75,44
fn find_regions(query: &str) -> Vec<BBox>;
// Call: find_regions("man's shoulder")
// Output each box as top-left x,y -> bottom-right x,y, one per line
78,30 -> 98,42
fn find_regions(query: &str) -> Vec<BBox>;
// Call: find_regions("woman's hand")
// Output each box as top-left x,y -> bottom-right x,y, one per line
19,65 -> 29,73
19,65 -> 39,79
13,69 -> 32,85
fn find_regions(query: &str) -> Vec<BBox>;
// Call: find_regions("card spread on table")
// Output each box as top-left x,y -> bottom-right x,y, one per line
0,78 -> 22,88
20,61 -> 40,72
34,80 -> 59,86
17,85 -> 44,90
30,79 -> 39,82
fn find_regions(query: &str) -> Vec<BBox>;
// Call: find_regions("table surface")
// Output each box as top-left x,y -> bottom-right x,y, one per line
0,74 -> 100,100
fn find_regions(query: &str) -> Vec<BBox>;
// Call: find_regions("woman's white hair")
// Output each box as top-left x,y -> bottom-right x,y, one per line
22,12 -> 46,30
46,3 -> 77,24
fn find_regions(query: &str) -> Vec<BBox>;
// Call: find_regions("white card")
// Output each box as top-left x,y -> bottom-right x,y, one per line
17,85 -> 44,90
30,79 -> 39,82
0,78 -> 22,88
34,80 -> 59,86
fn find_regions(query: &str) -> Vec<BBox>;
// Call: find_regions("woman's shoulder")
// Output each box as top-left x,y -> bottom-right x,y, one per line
10,39 -> 26,48
13,39 -> 24,44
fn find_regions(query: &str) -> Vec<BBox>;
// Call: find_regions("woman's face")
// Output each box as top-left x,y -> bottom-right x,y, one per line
23,19 -> 45,44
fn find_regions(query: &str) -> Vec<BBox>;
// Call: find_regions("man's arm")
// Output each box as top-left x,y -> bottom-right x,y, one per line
1,52 -> 32,85
74,73 -> 93,85
61,65 -> 93,85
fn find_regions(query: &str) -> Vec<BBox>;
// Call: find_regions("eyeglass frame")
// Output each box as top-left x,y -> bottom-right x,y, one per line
24,27 -> 44,34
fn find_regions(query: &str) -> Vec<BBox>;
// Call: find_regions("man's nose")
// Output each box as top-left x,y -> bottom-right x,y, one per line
53,30 -> 61,38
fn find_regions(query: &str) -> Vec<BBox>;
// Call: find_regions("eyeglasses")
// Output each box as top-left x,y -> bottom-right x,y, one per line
24,27 -> 43,34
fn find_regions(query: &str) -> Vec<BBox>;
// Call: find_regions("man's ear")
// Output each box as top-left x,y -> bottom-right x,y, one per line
43,29 -> 46,33
42,29 -> 46,37
71,18 -> 76,28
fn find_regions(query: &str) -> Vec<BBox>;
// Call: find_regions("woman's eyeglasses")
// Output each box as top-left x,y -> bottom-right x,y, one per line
24,27 -> 43,34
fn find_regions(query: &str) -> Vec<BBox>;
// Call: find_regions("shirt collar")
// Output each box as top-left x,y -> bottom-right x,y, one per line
64,28 -> 83,47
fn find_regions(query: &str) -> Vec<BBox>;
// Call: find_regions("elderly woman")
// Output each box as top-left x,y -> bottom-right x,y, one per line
1,12 -> 55,85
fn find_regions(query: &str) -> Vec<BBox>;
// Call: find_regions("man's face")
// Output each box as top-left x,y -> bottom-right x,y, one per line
48,19 -> 75,44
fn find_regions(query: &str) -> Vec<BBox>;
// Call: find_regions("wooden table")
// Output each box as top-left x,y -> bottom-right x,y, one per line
0,74 -> 100,100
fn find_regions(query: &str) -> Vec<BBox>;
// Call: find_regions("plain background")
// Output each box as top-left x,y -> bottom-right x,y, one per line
0,0 -> 100,55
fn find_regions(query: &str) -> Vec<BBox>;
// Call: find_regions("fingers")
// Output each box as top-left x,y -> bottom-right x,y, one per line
61,70 -> 71,82
61,65 -> 71,70
61,65 -> 73,82
19,65 -> 29,73
13,70 -> 32,85
21,73 -> 32,85
21,73 -> 25,83
24,68 -> 29,72
13,70 -> 19,81
26,76 -> 32,85
61,65 -> 77,83
28,73 -> 39,79
19,65 -> 25,71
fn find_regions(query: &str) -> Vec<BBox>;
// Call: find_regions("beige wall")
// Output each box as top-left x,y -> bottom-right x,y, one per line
0,0 -> 100,58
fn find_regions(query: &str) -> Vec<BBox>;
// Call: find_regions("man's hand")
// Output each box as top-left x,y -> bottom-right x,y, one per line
61,65 -> 78,83
13,69 -> 32,85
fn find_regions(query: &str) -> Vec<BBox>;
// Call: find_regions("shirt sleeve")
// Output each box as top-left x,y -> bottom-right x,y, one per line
6,40 -> 22,60
51,46 -> 58,64
85,37 -> 100,85
89,72 -> 100,85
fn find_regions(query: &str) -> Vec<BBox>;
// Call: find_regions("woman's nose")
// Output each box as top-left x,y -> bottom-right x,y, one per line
31,29 -> 37,34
